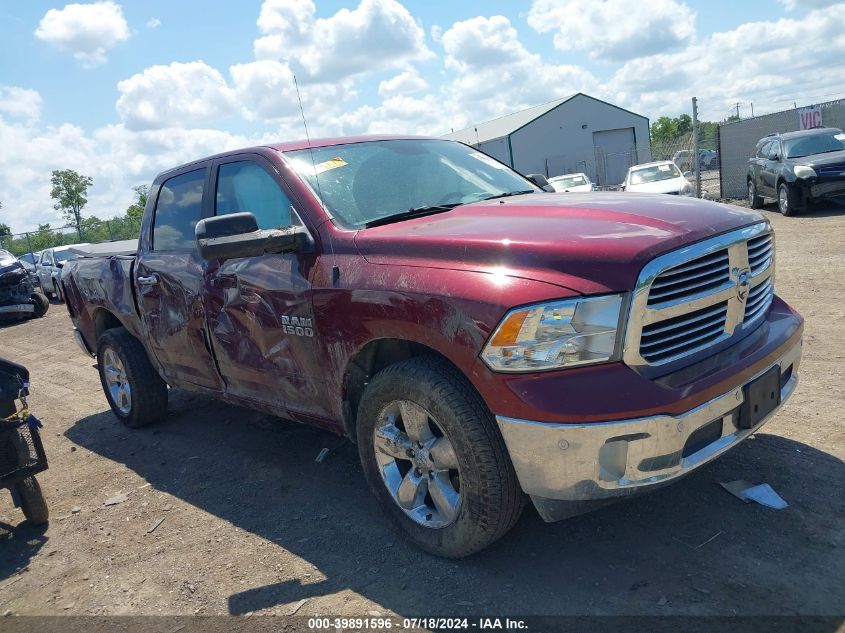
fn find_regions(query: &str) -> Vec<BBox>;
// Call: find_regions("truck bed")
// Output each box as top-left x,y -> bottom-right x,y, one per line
62,253 -> 145,353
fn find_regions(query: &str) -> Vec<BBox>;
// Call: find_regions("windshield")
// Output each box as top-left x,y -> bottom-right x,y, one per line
552,175 -> 587,187
783,131 -> 845,158
54,250 -> 76,263
284,139 -> 538,228
629,163 -> 681,184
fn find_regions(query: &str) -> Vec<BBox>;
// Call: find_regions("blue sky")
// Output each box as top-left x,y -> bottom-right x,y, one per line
1,0 -> 844,230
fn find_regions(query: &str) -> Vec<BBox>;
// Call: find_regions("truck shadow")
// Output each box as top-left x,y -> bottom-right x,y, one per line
64,391 -> 845,618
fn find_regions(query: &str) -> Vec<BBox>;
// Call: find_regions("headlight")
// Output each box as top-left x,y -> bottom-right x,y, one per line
794,165 -> 816,179
481,294 -> 625,372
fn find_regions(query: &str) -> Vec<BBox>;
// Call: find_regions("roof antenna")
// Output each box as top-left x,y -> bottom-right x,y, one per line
294,74 -> 340,286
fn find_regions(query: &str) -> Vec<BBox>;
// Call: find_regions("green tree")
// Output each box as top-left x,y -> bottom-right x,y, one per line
0,223 -> 10,237
650,116 -> 679,145
50,169 -> 93,240
126,185 -> 149,224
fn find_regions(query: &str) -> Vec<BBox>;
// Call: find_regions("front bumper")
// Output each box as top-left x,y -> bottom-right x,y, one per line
0,303 -> 34,316
496,338 -> 801,522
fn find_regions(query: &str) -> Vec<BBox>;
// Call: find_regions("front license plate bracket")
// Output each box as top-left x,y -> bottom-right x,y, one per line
738,365 -> 781,429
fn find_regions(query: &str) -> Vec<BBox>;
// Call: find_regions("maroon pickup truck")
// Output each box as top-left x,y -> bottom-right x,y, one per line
63,136 -> 803,557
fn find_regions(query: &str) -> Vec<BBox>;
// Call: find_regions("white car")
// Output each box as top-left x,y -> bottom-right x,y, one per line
622,161 -> 694,196
549,172 -> 594,192
36,244 -> 87,301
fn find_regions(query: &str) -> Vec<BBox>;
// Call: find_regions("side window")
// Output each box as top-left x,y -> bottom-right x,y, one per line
215,161 -> 292,229
153,169 -> 205,251
757,141 -> 771,158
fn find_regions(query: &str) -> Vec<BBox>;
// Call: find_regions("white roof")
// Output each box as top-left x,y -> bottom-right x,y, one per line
443,95 -> 575,145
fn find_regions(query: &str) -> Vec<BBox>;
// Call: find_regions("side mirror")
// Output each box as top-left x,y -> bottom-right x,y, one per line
767,152 -> 779,161
683,171 -> 693,179
195,212 -> 312,262
525,173 -> 556,192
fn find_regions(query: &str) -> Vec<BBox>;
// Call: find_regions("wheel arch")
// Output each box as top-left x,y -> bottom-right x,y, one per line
92,307 -> 125,342
341,337 -> 473,441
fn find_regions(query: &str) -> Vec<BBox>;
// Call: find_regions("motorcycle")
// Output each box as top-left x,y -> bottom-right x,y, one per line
0,357 -> 49,525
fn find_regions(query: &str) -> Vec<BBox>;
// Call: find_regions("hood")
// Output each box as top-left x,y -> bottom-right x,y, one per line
796,149 -> 845,168
0,258 -> 27,285
354,192 -> 763,294
626,177 -> 687,194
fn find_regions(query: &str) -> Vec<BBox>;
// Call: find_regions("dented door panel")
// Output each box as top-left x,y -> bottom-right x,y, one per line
202,253 -> 329,418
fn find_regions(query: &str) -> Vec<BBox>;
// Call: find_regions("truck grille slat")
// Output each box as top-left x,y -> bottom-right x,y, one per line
640,309 -> 727,350
647,251 -> 730,306
627,224 -> 775,367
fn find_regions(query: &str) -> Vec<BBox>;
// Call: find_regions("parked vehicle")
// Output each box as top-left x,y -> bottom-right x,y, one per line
548,172 -> 594,192
17,252 -> 40,273
0,249 -> 49,321
0,357 -> 49,526
37,245 -> 86,301
672,149 -> 718,172
63,136 -> 802,557
747,127 -> 845,216
622,160 -> 694,196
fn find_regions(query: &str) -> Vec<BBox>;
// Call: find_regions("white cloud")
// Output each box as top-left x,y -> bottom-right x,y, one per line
34,1 -> 130,67
527,0 -> 695,61
378,69 -> 428,98
116,61 -> 238,130
778,0 -> 841,9
0,86 -> 43,122
440,16 -> 600,124
146,17 -> 161,28
254,0 -> 432,82
609,5 -> 845,120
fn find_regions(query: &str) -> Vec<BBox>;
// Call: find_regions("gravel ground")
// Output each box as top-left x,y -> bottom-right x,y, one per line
0,200 -> 843,622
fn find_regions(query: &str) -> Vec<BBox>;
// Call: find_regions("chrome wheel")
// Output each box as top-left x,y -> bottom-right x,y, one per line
373,400 -> 461,528
103,347 -> 131,415
778,185 -> 789,214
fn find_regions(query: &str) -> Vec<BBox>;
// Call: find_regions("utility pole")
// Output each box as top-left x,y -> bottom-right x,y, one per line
692,97 -> 701,198
736,102 -> 740,119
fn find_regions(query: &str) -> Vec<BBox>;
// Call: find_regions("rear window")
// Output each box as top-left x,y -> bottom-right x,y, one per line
153,169 -> 205,251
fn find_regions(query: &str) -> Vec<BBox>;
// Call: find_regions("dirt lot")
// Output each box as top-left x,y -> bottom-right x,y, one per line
1,201 -> 843,622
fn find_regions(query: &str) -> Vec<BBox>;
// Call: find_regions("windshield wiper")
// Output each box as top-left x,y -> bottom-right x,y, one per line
363,203 -> 462,228
478,190 -> 535,202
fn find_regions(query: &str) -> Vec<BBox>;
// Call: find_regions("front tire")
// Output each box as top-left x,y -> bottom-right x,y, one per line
356,357 -> 523,558
31,292 -> 49,318
778,182 -> 800,216
748,179 -> 763,209
15,476 -> 49,525
97,328 -> 168,428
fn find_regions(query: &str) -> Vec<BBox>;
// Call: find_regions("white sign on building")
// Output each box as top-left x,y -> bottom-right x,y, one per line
798,106 -> 822,130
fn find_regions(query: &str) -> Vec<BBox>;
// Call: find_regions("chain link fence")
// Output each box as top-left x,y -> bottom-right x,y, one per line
0,217 -> 141,260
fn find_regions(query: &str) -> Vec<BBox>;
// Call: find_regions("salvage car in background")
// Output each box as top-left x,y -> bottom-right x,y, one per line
549,172 -> 594,192
36,245 -> 86,301
0,249 -> 49,321
622,160 -> 694,196
63,136 -> 801,557
747,127 -> 845,216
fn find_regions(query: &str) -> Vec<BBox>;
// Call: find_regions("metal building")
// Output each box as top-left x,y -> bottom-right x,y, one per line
443,93 -> 651,186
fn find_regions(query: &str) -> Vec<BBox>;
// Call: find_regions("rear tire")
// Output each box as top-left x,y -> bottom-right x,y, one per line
97,328 -> 168,428
748,179 -> 763,209
30,292 -> 49,318
15,476 -> 49,525
356,356 -> 523,558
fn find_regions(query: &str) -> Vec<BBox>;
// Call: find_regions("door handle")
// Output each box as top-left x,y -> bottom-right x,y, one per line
210,275 -> 238,289
137,274 -> 159,286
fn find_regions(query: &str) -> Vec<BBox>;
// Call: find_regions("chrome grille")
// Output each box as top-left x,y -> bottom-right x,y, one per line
744,277 -> 773,324
624,223 -> 775,368
747,234 -> 772,276
640,301 -> 728,363
647,249 -> 730,306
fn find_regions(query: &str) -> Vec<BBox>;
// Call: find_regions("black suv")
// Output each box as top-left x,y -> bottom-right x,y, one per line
747,127 -> 845,216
